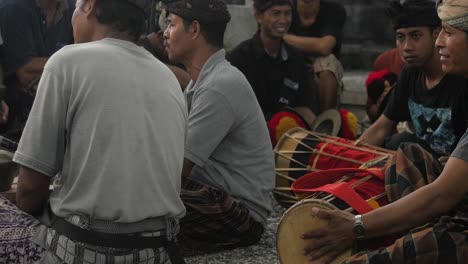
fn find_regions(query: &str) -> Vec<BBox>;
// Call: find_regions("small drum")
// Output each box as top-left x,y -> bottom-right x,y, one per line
274,127 -> 393,207
276,199 -> 350,264
277,169 -> 388,264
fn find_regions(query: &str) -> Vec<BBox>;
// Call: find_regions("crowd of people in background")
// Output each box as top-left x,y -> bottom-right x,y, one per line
0,0 -> 468,263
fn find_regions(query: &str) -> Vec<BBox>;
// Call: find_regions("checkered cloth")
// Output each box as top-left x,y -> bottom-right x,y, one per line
343,143 -> 468,263
0,195 -> 175,264
179,177 -> 264,251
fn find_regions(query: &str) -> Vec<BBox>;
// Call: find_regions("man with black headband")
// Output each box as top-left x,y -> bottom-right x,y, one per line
0,0 -> 188,263
360,0 -> 468,159
295,1 -> 468,262
227,0 -> 318,125
163,0 -> 274,251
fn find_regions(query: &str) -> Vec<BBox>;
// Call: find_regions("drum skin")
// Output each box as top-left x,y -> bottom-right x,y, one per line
276,199 -> 351,264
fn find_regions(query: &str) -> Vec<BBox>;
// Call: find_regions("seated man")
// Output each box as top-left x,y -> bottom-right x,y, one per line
0,0 -> 187,263
283,0 -> 346,111
300,1 -> 468,262
359,0 -> 468,158
163,0 -> 275,251
0,0 -> 74,140
227,0 -> 318,125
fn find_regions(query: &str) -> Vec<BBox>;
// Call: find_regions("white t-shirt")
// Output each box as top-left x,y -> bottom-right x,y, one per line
14,38 -> 187,223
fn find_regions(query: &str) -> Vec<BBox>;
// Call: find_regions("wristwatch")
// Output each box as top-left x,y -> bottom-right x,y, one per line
353,214 -> 366,240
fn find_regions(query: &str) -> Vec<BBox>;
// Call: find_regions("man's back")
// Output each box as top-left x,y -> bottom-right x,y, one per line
15,38 -> 187,222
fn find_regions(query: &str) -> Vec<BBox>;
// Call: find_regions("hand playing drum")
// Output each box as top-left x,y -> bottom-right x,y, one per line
301,208 -> 355,263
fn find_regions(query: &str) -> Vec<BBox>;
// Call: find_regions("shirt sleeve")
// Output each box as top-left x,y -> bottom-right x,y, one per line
451,130 -> 468,161
13,64 -> 68,177
0,4 -> 40,75
185,89 -> 235,167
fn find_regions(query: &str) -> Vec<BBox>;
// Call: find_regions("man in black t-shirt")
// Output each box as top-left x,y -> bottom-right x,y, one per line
283,0 -> 346,112
227,0 -> 318,125
359,0 -> 468,158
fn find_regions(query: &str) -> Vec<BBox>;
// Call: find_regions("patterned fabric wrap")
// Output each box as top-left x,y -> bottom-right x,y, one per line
0,195 -> 45,263
0,195 -> 175,264
179,177 -> 264,251
437,0 -> 468,31
343,143 -> 468,263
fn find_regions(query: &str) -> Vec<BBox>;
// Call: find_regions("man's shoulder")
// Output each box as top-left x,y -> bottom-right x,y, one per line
228,36 -> 258,60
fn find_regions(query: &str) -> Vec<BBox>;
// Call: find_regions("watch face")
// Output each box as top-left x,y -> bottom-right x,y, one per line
354,224 -> 365,237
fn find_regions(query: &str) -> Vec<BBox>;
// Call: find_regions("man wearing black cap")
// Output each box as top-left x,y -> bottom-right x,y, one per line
359,0 -> 468,160
164,0 -> 275,251
0,0 -> 188,263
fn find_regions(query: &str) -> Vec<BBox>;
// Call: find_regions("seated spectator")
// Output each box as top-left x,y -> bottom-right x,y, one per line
228,0 -> 318,125
163,0 -> 275,251
359,0 -> 468,159
0,0 -> 74,141
283,0 -> 346,112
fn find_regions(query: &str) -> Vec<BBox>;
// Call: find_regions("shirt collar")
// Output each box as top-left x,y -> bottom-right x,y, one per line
252,31 -> 289,62
185,49 -> 226,93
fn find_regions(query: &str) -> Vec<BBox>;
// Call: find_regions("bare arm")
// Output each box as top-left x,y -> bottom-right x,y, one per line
16,166 -> 51,215
16,58 -> 48,87
181,158 -> 194,178
364,156 -> 468,237
283,34 -> 336,56
359,114 -> 396,147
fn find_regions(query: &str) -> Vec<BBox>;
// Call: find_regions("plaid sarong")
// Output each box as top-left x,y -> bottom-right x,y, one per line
179,177 -> 264,251
343,143 -> 468,263
0,195 -> 173,264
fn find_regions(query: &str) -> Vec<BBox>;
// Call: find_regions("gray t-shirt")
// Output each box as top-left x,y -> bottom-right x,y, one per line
185,50 -> 275,225
14,38 -> 187,223
450,129 -> 468,216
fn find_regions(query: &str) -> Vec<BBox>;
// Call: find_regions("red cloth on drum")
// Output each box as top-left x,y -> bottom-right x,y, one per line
309,139 -> 383,170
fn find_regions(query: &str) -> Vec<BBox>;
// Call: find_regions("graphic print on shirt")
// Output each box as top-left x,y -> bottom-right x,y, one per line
408,100 -> 455,156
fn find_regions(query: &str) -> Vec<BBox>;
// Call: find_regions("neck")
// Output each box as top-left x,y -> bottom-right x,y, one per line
260,30 -> 281,58
184,45 -> 220,81
423,51 -> 445,89
90,25 -> 136,43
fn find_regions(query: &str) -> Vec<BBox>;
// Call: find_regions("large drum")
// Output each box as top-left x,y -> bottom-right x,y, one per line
274,127 -> 393,207
277,168 -> 389,264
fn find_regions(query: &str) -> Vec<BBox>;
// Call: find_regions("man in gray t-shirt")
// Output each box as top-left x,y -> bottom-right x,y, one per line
164,0 -> 275,251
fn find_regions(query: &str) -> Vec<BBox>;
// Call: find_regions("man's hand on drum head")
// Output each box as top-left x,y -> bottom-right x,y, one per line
301,208 -> 354,263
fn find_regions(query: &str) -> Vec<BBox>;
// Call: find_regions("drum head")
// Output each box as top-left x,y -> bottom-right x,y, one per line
277,199 -> 352,264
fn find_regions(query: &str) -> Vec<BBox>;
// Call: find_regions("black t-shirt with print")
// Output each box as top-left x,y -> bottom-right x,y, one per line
290,1 -> 346,57
384,66 -> 468,156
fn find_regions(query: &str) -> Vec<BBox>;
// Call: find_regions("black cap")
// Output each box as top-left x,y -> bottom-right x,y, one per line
254,0 -> 292,12
164,0 -> 231,24
386,0 -> 440,30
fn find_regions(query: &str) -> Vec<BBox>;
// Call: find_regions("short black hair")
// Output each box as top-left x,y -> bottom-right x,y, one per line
90,0 -> 147,41
180,17 -> 226,49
